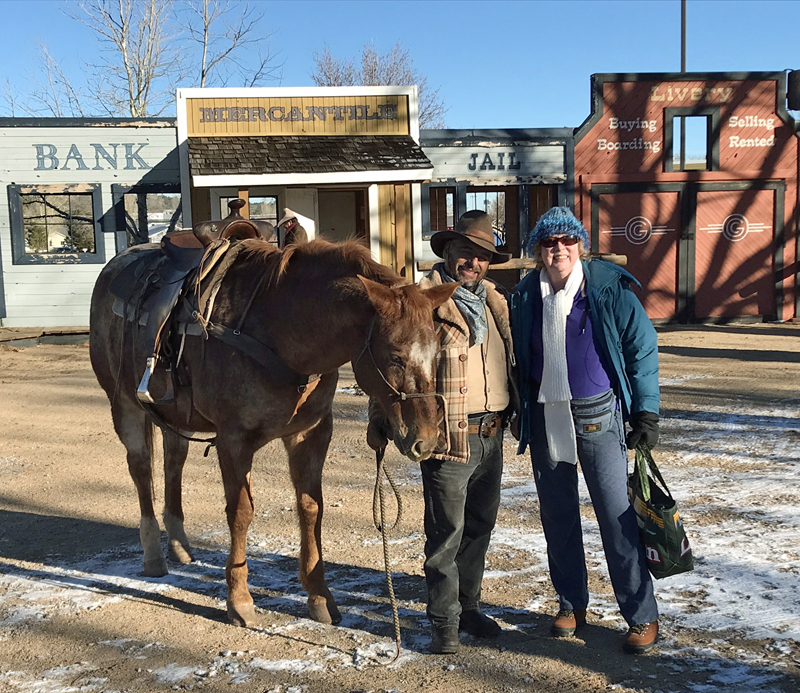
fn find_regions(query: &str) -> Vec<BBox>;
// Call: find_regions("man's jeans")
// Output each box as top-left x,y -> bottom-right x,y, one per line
420,413 -> 503,628
530,396 -> 658,627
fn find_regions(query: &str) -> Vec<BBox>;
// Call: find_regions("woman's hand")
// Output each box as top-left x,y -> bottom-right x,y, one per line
626,411 -> 659,449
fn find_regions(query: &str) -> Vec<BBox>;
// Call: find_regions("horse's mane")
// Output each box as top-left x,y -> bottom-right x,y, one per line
240,237 -> 403,289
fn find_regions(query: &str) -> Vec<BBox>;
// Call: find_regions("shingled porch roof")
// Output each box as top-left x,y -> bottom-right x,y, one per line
188,135 -> 433,183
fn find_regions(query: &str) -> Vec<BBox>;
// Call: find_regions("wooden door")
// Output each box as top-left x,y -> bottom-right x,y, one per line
595,190 -> 681,320
694,186 -> 777,319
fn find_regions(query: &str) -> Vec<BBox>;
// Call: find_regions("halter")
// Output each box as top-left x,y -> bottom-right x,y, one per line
354,315 -> 441,405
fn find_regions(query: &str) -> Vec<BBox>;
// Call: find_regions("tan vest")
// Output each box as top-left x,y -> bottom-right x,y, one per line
467,307 -> 510,414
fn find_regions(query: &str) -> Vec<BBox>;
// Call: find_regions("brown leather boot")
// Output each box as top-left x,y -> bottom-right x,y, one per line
551,608 -> 587,637
623,621 -> 659,654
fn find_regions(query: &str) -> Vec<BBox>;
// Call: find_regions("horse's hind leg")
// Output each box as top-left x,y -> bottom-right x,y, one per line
162,430 -> 194,565
111,398 -> 168,577
283,411 -> 341,625
216,434 -> 258,627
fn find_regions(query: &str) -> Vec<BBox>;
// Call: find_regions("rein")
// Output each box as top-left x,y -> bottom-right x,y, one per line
354,313 -> 441,666
353,315 -> 441,406
373,445 -> 403,665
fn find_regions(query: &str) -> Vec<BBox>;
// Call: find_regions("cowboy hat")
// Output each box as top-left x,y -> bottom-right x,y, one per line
430,210 -> 510,264
277,208 -> 299,227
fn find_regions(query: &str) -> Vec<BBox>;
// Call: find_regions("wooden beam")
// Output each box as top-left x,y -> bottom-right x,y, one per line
237,189 -> 250,218
416,253 -> 627,272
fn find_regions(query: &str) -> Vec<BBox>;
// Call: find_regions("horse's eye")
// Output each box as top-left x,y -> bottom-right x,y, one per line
391,355 -> 406,369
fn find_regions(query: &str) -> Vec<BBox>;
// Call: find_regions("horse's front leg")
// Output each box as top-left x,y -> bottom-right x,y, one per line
283,411 -> 341,625
216,435 -> 257,627
162,430 -> 193,565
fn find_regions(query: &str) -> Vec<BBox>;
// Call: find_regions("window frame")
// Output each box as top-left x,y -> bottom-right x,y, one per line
423,185 -> 456,241
466,186 -> 508,249
8,183 -> 106,265
111,182 -> 182,253
664,107 -> 721,173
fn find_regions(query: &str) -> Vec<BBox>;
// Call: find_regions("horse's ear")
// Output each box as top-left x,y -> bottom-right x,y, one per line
357,275 -> 396,309
420,282 -> 458,309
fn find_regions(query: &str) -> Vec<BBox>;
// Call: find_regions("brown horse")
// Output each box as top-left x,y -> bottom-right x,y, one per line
90,237 -> 456,627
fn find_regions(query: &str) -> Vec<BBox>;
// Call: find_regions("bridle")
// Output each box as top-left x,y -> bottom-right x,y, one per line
353,315 -> 441,406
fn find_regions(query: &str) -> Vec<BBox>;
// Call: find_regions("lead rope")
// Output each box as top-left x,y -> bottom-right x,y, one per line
373,446 -> 403,664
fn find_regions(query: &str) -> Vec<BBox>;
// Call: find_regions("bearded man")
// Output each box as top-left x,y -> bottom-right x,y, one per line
369,210 -> 517,654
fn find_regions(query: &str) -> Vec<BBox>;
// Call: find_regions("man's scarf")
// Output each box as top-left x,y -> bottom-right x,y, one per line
436,264 -> 488,346
537,261 -> 584,465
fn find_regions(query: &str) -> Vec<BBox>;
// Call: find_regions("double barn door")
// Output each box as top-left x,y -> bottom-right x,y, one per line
590,181 -> 785,322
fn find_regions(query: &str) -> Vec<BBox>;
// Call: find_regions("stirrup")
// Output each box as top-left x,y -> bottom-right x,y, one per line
136,357 -> 157,403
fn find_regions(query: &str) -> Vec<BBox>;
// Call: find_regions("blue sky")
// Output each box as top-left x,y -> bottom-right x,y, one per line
0,0 -> 798,128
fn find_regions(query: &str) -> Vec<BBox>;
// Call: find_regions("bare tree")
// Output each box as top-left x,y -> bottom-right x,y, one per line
20,42 -> 87,118
311,42 -> 447,129
181,0 -> 282,88
66,0 -> 184,117
2,80 -> 20,117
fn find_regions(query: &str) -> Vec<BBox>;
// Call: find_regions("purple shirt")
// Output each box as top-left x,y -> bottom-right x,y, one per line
531,291 -> 612,398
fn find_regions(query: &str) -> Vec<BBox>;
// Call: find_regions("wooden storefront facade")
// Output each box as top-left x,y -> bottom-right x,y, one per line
418,128 -> 574,288
176,86 -> 432,279
574,72 -> 799,322
2,74 -> 798,327
0,118 -> 179,328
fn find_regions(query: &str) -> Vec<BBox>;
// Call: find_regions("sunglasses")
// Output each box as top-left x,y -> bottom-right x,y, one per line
539,235 -> 580,248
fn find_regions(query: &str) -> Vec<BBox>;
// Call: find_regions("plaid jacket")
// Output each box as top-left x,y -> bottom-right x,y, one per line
421,266 -> 517,463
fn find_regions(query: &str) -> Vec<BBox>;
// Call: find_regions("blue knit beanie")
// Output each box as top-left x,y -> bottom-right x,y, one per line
527,206 -> 589,253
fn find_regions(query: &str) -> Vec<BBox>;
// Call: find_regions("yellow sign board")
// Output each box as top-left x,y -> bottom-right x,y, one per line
186,95 -> 410,137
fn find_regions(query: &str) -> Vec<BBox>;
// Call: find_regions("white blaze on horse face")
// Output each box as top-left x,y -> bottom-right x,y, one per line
408,339 -> 436,383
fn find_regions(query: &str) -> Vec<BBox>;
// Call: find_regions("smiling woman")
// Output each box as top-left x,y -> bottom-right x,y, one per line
512,206 -> 662,654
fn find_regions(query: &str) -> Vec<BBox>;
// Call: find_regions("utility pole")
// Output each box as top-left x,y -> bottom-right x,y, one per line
680,0 -> 687,170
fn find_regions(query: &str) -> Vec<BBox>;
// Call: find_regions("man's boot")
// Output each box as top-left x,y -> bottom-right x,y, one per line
430,625 -> 459,654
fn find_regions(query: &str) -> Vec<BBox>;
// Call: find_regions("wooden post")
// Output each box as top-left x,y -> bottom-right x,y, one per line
394,184 -> 406,277
237,189 -> 250,218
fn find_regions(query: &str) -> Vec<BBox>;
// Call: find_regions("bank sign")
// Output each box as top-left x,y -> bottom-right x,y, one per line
185,95 -> 410,137
32,143 -> 151,170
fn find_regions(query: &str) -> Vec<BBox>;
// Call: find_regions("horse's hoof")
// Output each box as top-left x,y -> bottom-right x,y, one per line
307,596 -> 341,625
227,601 -> 258,627
143,556 -> 169,577
167,540 -> 194,564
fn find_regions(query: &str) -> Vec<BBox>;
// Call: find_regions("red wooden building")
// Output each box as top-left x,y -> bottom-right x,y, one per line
574,72 -> 799,322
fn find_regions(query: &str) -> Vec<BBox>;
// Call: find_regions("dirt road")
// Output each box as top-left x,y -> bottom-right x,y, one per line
0,323 -> 798,693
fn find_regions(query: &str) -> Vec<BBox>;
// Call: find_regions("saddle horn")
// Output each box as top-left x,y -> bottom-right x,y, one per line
193,198 -> 275,248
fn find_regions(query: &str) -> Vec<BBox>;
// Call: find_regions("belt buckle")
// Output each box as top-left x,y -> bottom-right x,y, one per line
480,417 -> 498,437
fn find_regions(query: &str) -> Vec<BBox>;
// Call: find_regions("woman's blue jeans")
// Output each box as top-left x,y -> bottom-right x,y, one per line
530,399 -> 658,627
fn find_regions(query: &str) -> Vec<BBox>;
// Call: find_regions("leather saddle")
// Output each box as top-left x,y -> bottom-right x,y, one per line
109,199 -> 275,403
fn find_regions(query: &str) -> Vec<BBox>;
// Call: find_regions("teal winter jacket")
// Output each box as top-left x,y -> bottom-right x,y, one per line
510,259 -> 660,455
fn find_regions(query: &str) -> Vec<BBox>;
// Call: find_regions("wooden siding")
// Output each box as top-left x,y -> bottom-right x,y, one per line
186,96 -> 409,137
0,126 -> 179,327
378,184 -> 396,269
576,79 -> 796,178
530,185 -> 558,228
191,187 -> 212,226
375,184 -> 413,277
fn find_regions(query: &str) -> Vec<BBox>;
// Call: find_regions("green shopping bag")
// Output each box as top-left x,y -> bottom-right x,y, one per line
628,444 -> 694,579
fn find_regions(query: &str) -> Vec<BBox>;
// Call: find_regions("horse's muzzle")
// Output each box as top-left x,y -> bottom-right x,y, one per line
394,433 -> 435,463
